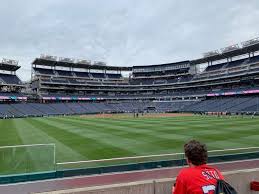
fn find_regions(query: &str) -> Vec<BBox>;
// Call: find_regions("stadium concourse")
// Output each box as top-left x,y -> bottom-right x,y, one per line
1,38 -> 259,193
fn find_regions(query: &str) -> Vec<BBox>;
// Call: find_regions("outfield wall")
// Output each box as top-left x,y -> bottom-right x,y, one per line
36,168 -> 259,194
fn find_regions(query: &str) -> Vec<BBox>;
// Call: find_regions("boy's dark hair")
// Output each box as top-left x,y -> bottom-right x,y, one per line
184,140 -> 208,166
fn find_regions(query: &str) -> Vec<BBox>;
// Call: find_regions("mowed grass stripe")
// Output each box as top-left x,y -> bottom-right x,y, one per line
44,117 -> 164,155
48,116 -> 248,153
49,117 -> 185,154
63,116 -> 259,150
193,118 -> 259,147
53,116 -> 178,141
57,116 -> 259,139
0,119 -> 23,146
27,118 -> 135,160
61,116 -> 193,139
46,117 -> 184,155
69,115 -> 259,132
0,119 -> 27,174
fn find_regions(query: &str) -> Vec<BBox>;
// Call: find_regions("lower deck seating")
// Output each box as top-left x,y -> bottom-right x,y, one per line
0,96 -> 259,118
183,97 -> 259,113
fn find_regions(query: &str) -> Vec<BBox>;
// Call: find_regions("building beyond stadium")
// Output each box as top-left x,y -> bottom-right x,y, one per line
1,38 -> 259,118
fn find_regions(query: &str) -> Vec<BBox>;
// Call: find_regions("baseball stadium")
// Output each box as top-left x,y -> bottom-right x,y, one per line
0,37 -> 259,193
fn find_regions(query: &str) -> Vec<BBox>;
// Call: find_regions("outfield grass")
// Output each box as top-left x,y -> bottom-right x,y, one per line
0,115 -> 259,174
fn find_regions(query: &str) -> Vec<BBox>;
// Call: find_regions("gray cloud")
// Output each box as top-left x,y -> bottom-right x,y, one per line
0,0 -> 258,81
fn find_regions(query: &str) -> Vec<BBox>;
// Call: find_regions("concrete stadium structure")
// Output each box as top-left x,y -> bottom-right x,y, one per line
1,37 -> 259,117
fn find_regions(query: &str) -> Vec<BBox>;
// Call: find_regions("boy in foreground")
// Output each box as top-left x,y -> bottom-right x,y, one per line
173,140 -> 224,194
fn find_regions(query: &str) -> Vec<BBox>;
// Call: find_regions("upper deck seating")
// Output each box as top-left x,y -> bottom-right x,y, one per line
74,72 -> 90,78
248,55 -> 259,64
34,68 -> 55,75
56,70 -> 73,77
225,58 -> 247,69
91,73 -> 105,79
205,63 -> 226,72
106,73 -> 122,79
0,74 -> 22,85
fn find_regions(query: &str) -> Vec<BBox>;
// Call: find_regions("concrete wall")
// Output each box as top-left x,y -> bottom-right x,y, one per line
36,168 -> 259,194
223,168 -> 259,194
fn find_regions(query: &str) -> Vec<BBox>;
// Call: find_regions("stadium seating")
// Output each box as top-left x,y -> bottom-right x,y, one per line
225,58 -> 248,68
249,55 -> 259,64
29,103 -> 61,115
34,68 -> 55,75
0,92 -> 24,97
1,96 -> 259,118
1,45 -> 259,119
9,103 -> 44,116
182,96 -> 259,113
91,73 -> 105,79
205,63 -> 226,71
73,71 -> 89,78
106,73 -> 122,79
56,70 -> 73,77
0,73 -> 22,85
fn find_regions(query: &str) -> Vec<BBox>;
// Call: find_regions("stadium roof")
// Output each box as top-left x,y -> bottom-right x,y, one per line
0,59 -> 20,71
191,37 -> 259,65
32,37 -> 259,69
133,60 -> 190,69
32,55 -> 132,71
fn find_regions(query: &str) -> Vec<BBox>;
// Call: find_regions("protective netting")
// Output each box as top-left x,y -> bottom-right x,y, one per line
0,144 -> 55,175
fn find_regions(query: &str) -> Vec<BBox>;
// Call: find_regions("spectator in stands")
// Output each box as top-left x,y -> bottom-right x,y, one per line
172,140 -> 224,194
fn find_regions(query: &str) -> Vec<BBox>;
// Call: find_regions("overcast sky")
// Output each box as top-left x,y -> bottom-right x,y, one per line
0,0 -> 258,81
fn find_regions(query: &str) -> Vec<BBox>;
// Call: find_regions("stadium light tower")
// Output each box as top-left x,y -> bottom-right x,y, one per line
93,61 -> 106,66
40,54 -> 58,61
220,44 -> 240,53
59,57 -> 75,63
203,50 -> 220,58
2,58 -> 18,66
77,59 -> 91,65
241,37 -> 259,48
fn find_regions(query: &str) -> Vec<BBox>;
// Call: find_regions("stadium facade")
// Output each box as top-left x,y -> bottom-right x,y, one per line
1,38 -> 259,118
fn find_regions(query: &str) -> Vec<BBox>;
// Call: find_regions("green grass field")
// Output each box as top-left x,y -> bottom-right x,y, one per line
0,114 -> 259,174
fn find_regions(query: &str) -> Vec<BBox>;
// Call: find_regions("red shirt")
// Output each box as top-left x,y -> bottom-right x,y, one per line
173,164 -> 224,194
